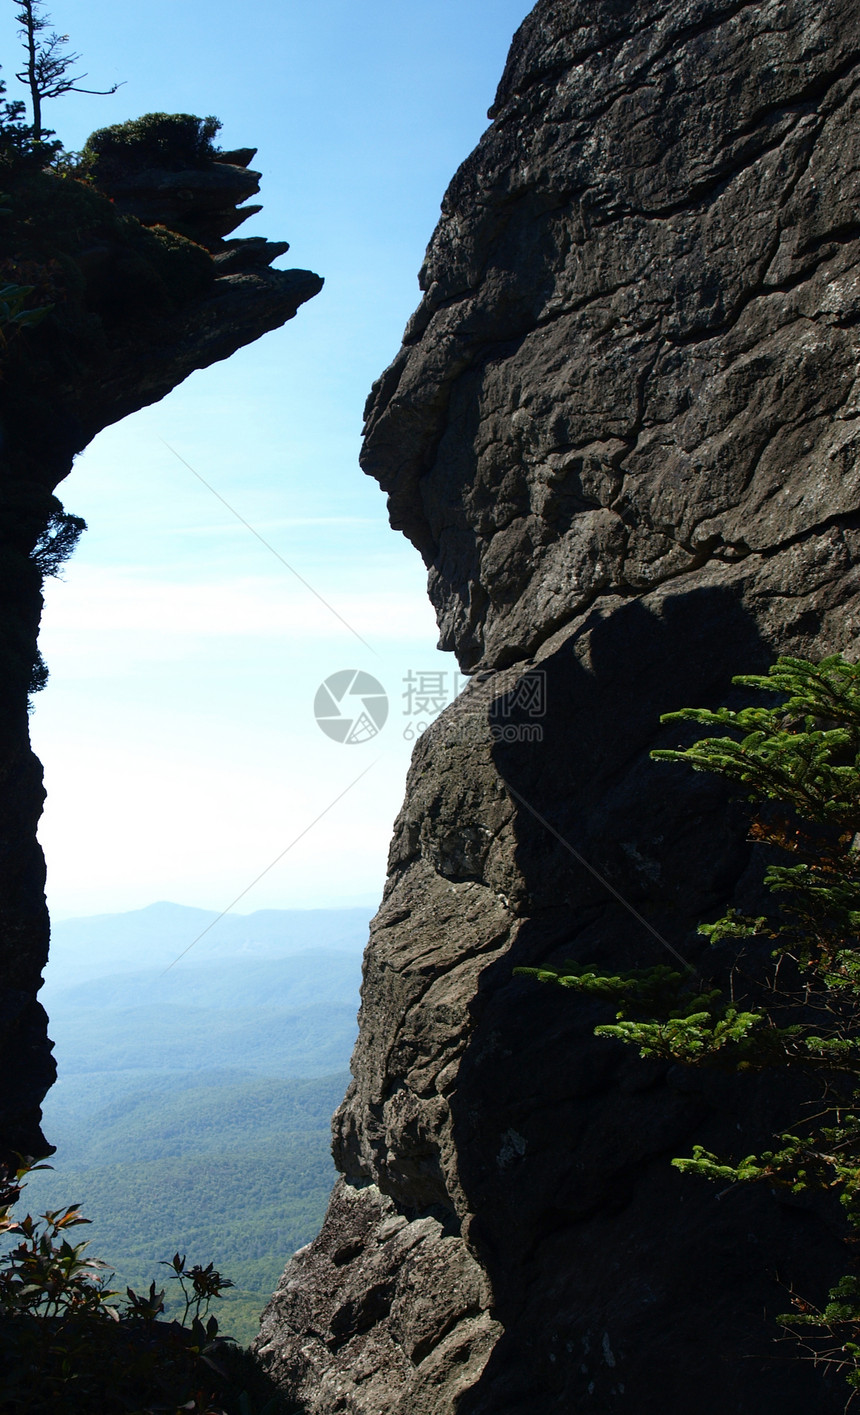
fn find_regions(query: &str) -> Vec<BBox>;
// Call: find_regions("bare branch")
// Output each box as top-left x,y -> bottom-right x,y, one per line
13,0 -> 122,140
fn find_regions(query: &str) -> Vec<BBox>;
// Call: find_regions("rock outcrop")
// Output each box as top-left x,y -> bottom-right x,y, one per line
256,2 -> 860,1411
0,133 -> 321,1165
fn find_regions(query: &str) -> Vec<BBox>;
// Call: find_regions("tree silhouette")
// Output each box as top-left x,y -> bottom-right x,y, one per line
14,0 -> 122,141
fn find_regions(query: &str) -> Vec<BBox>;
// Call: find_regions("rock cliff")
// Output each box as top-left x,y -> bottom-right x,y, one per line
256,2 -> 860,1411
0,129 -> 321,1165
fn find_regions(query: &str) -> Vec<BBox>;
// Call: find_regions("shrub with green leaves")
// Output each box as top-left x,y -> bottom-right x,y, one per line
517,655 -> 860,1397
0,279 -> 52,344
0,1159 -> 283,1414
81,112 -> 222,184
0,81 -> 61,176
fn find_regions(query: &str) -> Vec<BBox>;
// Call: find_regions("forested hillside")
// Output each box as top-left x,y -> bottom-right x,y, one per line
19,905 -> 368,1343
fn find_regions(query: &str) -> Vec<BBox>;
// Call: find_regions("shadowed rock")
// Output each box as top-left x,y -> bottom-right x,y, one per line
256,1 -> 860,1410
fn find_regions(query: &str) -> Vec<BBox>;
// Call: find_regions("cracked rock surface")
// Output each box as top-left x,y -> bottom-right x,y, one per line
364,0 -> 860,673
257,1 -> 859,1409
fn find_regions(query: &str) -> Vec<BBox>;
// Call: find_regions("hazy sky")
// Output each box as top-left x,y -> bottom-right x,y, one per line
3,0 -> 531,919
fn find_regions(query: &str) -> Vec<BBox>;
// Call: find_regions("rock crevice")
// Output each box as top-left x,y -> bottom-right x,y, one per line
257,2 -> 860,1411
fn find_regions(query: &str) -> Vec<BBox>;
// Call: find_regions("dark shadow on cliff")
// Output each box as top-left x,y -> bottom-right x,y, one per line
449,584 -> 845,1415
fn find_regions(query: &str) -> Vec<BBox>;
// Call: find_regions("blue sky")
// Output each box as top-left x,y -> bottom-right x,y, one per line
2,0 -> 531,919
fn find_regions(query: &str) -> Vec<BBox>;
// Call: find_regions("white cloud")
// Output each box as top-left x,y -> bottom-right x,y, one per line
41,565 -> 437,644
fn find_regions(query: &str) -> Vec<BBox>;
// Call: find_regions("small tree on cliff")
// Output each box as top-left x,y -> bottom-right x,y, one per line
0,70 -> 59,171
518,655 -> 860,1396
14,0 -> 121,141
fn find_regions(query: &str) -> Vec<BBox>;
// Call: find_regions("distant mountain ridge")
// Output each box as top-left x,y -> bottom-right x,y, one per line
43,903 -> 372,1077
46,901 -> 373,985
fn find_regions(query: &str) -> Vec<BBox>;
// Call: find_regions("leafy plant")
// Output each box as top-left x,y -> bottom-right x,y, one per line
0,1157 -> 281,1413
0,77 -> 60,175
0,279 -> 52,342
29,502 -> 85,578
162,1251 -> 235,1329
81,112 -> 222,185
517,655 -> 860,1398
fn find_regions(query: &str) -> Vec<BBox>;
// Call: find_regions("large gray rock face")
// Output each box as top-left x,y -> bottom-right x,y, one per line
256,2 -> 860,1410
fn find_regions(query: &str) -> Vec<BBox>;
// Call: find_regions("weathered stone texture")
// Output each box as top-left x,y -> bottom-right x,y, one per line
258,1 -> 860,1409
257,1181 -> 500,1415
365,0 -> 860,670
